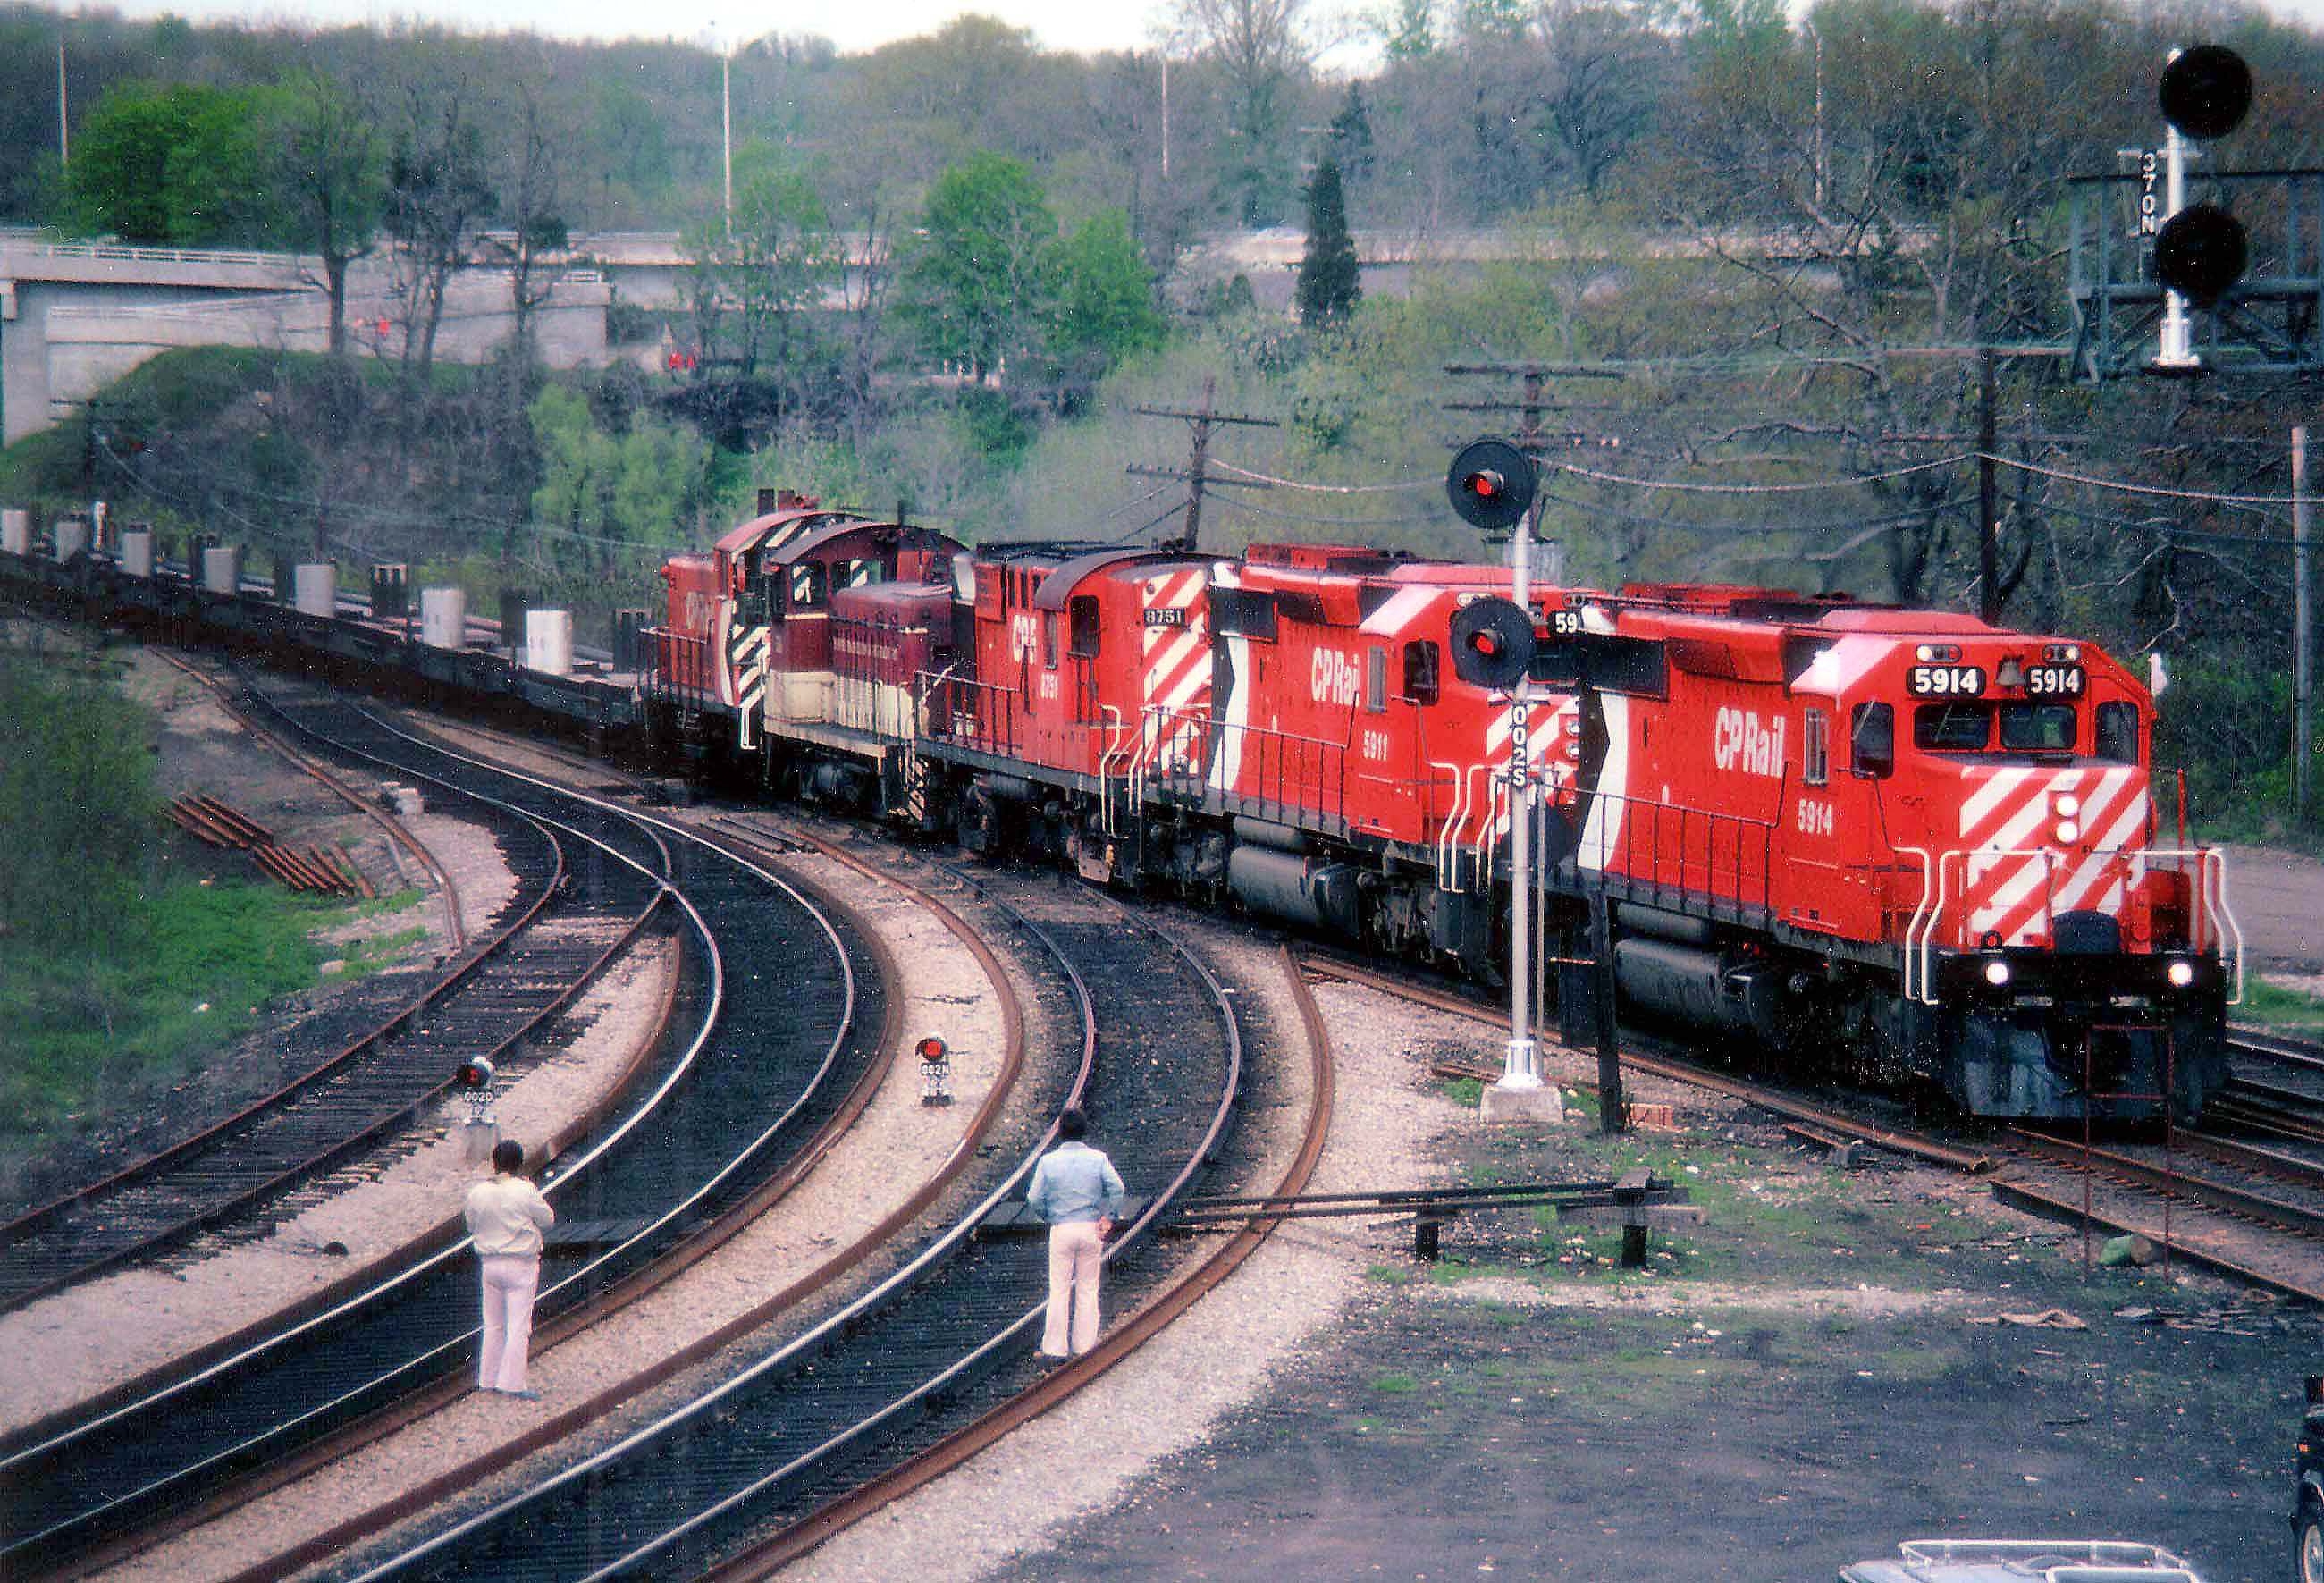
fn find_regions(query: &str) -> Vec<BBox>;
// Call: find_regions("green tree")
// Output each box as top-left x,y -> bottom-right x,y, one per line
528,384 -> 706,568
681,143 -> 841,385
901,152 -> 1056,381
1295,158 -> 1360,325
68,82 -> 273,244
1045,209 -> 1166,372
260,70 -> 387,358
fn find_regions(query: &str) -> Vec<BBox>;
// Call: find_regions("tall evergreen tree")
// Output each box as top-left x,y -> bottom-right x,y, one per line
1294,157 -> 1360,326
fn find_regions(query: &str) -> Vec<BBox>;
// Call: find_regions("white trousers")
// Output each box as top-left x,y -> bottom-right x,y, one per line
1040,1220 -> 1105,1357
477,1253 -> 541,1392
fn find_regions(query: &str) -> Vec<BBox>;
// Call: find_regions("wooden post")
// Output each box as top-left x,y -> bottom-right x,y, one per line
1592,885 -> 1625,1133
2296,425 -> 2312,825
1977,347 -> 2000,625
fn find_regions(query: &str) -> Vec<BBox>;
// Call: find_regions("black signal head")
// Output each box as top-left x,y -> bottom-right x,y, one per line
1447,438 -> 1537,533
2154,201 -> 2248,306
1449,596 -> 1536,690
2159,44 -> 2252,140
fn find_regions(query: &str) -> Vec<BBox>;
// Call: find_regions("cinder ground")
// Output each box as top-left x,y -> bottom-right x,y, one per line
1006,1065 -> 2313,1583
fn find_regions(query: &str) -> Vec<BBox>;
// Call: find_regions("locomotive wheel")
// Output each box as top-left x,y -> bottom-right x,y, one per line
2297,1497 -> 2324,1583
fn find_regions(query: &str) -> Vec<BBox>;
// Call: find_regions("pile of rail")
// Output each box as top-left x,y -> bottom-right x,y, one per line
164,792 -> 372,897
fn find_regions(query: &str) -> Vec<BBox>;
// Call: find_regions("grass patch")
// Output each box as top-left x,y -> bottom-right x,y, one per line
1440,1076 -> 1483,1107
2240,978 -> 2324,1031
1369,1372 -> 1420,1394
1367,1264 -> 1415,1285
0,878 -> 326,1141
323,925 -> 432,979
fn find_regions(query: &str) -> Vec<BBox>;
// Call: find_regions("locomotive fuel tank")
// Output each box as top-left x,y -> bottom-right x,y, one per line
1611,936 -> 1786,1042
1227,846 -> 1361,936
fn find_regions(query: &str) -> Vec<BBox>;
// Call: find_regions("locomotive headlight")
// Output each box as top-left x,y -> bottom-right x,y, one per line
2052,793 -> 2081,819
1916,644 -> 1934,662
2167,958 -> 2198,989
2054,820 -> 2080,844
1984,959 -> 2012,987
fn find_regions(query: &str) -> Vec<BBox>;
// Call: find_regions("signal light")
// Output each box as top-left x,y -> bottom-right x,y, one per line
1446,439 -> 1537,533
2151,46 -> 2252,315
1448,597 -> 1535,689
2160,44 -> 2252,140
2155,204 -> 2247,307
455,1056 -> 495,1090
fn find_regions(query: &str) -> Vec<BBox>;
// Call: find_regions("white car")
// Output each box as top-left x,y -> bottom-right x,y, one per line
1838,1538 -> 2204,1582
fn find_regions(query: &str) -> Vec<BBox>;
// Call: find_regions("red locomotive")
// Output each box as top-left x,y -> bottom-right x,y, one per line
651,495 -> 2237,1124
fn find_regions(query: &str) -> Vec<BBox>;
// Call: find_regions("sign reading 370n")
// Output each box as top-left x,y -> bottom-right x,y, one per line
1907,664 -> 1986,697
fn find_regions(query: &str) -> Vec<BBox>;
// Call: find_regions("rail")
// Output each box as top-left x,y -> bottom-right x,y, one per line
1139,706 -> 1349,832
1572,786 -> 1778,927
1905,846 -> 2244,1006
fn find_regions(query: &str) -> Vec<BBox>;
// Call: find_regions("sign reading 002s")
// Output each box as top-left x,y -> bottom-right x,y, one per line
1908,664 -> 1986,697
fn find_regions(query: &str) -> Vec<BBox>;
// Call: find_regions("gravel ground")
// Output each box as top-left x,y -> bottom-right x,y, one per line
97,832 -> 1018,1583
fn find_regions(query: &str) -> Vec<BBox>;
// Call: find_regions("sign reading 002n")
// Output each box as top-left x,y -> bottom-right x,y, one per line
1908,664 -> 1986,698
2023,664 -> 2085,698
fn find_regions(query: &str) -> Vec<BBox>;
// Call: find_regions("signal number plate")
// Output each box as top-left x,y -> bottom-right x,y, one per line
2024,664 -> 2084,697
1908,664 -> 1986,697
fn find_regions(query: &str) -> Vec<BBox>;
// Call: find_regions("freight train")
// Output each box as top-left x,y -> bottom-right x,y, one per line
0,486 -> 2241,1124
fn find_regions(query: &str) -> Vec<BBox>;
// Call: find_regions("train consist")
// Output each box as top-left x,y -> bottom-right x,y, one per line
0,486 -> 2242,1124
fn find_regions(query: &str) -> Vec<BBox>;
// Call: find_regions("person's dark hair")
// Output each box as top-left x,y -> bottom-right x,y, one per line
493,1138 -> 526,1174
1057,1107 -> 1087,1141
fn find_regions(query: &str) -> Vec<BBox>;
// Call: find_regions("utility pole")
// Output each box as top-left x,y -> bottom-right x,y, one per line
1444,360 -> 1622,586
1127,378 -> 1279,552
2297,425 -> 2313,824
57,37 -> 68,167
721,43 -> 734,240
1978,347 -> 2000,624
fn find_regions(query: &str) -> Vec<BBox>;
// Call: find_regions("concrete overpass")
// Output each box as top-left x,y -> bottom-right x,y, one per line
1,232 -> 610,445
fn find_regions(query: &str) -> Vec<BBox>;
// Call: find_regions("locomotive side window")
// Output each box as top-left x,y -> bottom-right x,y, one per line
1802,708 -> 1829,786
1402,640 -> 1440,706
2096,701 -> 2140,763
1366,647 -> 1387,714
789,563 -> 827,611
1850,703 -> 1894,778
1042,610 -> 1058,670
839,558 -> 881,589
1914,703 -> 1990,751
1998,703 -> 2075,752
1068,596 -> 1101,659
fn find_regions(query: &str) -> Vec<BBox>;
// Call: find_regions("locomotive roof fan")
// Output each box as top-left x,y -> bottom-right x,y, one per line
1446,438 -> 1537,534
1450,596 -> 1535,690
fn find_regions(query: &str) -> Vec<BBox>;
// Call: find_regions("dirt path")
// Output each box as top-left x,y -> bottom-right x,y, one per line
2225,844 -> 2324,981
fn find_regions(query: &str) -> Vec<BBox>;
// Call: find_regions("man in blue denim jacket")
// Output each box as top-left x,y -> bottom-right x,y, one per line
1026,1107 -> 1126,1357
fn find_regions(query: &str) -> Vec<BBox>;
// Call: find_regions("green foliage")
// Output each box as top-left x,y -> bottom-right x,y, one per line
0,654 -> 155,950
67,81 -> 276,244
528,384 -> 709,556
1044,209 -> 1166,370
2152,654 -> 2324,839
678,141 -> 842,385
2241,979 -> 2324,1031
902,152 -> 1057,380
1295,160 -> 1361,326
0,656 -> 325,1144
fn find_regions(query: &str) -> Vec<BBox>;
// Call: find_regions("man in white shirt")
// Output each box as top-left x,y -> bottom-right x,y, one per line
463,1137 -> 555,1399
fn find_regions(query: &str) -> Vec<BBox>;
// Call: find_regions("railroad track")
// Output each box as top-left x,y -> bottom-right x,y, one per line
1299,947 -> 2324,1301
0,694 -> 888,1580
327,870 -> 1266,1583
0,673 -> 647,1316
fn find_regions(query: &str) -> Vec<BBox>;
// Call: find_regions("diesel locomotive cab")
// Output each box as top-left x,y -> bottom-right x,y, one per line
1866,636 -> 2234,1122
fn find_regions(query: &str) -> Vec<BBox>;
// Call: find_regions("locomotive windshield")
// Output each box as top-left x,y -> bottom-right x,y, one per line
1911,702 -> 2078,754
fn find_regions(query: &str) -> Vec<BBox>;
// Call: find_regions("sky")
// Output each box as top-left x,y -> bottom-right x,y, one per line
33,0 -> 2324,61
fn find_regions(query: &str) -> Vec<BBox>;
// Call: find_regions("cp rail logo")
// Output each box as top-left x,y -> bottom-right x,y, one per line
1712,706 -> 1788,779
1310,647 -> 1364,707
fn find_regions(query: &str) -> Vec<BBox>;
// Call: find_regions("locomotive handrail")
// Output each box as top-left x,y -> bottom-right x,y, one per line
1573,787 -> 1776,925
2202,846 -> 2246,1005
1428,760 -> 1468,891
1896,846 -> 1935,1004
1916,845 -> 2243,1006
1097,705 -> 1129,837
